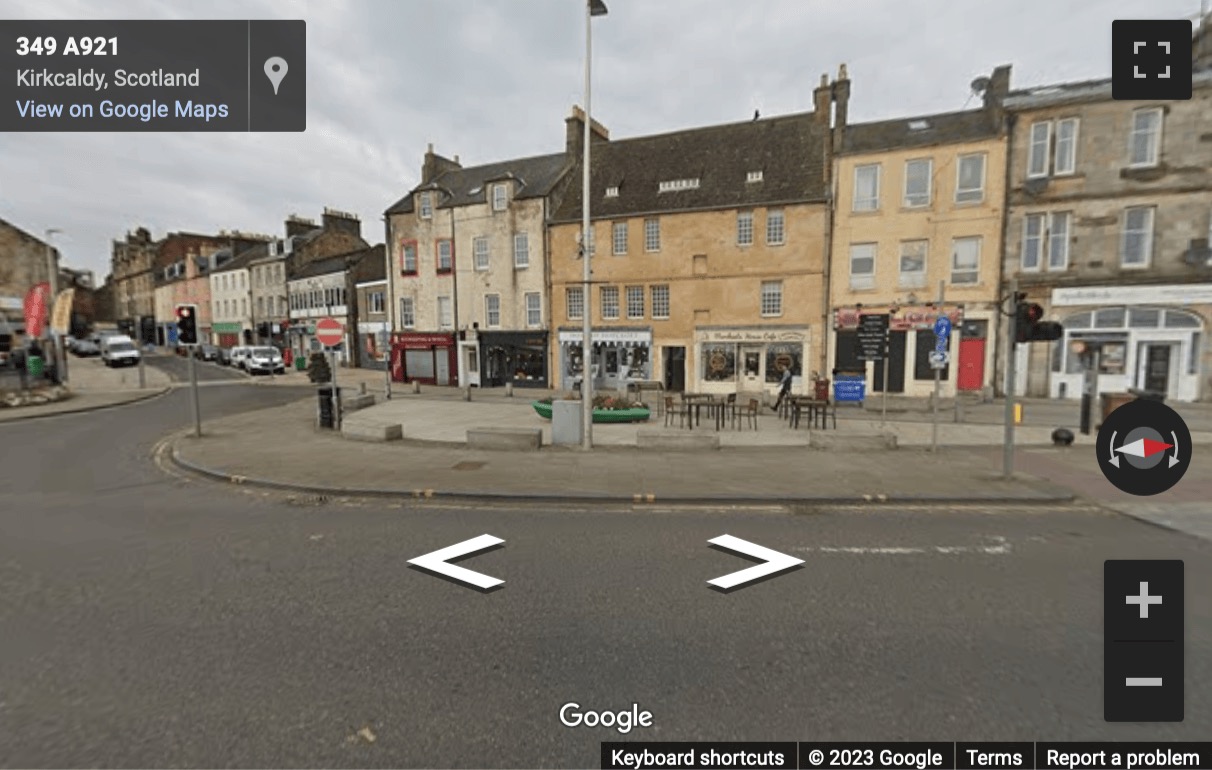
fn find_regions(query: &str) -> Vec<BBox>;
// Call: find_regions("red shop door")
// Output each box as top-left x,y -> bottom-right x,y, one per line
957,337 -> 985,391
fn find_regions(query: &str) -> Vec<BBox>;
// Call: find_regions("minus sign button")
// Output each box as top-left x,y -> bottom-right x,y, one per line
1126,677 -> 1163,686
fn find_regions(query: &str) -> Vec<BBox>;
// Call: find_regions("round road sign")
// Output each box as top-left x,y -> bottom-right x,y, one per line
315,317 -> 344,347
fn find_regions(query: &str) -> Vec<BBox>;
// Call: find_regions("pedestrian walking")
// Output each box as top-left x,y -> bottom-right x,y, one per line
771,364 -> 793,411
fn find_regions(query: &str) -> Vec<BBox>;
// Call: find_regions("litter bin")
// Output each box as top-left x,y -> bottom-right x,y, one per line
26,355 -> 44,378
317,386 -> 342,429
295,356 -> 307,372
813,378 -> 830,401
1100,392 -> 1135,425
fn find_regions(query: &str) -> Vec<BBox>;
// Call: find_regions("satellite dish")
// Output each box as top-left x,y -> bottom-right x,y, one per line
970,76 -> 991,96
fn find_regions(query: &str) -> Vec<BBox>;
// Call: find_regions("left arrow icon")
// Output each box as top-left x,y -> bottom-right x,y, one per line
707,535 -> 804,592
408,534 -> 505,591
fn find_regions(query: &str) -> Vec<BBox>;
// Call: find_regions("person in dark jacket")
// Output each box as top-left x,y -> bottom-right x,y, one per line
771,364 -> 793,411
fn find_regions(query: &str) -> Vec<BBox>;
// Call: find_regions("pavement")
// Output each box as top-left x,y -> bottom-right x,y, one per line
0,353 -> 173,422
3,384 -> 1211,767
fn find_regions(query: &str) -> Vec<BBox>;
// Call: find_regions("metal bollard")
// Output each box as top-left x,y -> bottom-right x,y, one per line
359,382 -> 367,395
504,382 -> 514,398
411,380 -> 420,394
463,386 -> 472,402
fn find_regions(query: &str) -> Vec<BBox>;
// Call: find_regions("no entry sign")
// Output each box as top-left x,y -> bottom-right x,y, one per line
315,317 -> 344,347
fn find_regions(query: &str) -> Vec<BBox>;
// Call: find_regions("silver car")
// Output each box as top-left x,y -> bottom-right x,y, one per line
245,346 -> 285,375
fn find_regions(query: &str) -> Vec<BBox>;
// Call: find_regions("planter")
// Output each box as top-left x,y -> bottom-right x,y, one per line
532,401 -> 651,423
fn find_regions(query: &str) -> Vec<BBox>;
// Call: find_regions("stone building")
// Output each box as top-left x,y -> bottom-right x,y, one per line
828,65 -> 1010,400
110,227 -> 158,342
385,145 -> 572,387
0,217 -> 61,338
547,78 -> 840,397
352,246 -> 389,370
999,67 -> 1212,403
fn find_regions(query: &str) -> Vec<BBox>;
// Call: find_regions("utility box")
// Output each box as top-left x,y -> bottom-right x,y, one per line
551,399 -> 582,446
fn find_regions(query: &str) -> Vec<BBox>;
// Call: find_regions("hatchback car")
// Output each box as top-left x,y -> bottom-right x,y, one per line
245,346 -> 285,375
195,344 -> 220,362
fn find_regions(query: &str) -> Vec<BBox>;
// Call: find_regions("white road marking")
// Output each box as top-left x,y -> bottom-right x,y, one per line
793,536 -> 1011,555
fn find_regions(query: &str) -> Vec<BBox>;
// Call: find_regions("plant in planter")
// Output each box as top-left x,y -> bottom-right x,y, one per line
532,393 -> 651,422
306,352 -> 332,383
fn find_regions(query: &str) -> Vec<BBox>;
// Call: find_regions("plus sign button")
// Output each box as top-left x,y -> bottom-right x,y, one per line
1112,20 -> 1193,100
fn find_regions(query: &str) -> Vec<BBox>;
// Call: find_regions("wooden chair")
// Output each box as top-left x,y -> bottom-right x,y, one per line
664,396 -> 688,428
740,398 -> 760,430
815,400 -> 837,430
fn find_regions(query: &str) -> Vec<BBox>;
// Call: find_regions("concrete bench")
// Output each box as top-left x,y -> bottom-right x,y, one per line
636,431 -> 720,450
342,421 -> 403,442
466,427 -> 543,450
342,393 -> 376,411
809,432 -> 897,451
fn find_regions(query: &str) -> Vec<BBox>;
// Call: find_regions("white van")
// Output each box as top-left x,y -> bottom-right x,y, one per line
229,346 -> 252,370
101,334 -> 141,367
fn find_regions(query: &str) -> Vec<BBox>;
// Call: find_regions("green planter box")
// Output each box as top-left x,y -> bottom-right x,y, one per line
532,401 -> 651,423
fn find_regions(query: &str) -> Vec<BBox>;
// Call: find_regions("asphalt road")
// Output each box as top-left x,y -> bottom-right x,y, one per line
0,385 -> 1209,769
147,352 -> 252,384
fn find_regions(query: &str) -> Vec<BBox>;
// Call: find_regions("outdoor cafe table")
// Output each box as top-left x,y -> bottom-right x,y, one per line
681,393 -> 725,430
789,396 -> 829,429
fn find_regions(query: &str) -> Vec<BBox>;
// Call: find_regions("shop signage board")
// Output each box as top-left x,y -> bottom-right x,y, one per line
835,306 -> 964,331
856,314 -> 888,361
834,376 -> 866,402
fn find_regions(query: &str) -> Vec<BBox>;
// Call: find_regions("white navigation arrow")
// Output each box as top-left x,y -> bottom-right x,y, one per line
1170,430 -> 1181,468
707,535 -> 804,591
1109,431 -> 1120,468
408,534 -> 505,590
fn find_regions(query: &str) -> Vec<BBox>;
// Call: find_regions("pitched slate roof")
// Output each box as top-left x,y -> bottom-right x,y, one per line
288,245 -> 383,281
386,153 -> 570,214
1004,68 -> 1212,109
549,111 -> 830,224
215,242 -> 267,273
352,245 -> 387,283
837,109 -> 999,156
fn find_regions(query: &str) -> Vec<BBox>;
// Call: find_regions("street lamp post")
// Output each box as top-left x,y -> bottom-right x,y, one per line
581,0 -> 608,450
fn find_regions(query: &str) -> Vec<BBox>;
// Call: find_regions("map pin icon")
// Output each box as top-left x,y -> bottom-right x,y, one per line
264,57 -> 288,95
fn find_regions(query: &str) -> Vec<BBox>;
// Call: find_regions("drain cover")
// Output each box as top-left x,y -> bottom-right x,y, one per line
452,461 -> 486,471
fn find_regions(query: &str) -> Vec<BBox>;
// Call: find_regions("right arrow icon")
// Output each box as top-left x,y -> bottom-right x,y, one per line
707,535 -> 804,592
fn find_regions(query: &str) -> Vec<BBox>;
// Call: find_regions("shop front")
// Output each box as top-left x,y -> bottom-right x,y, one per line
212,321 -> 243,348
391,331 -> 457,385
1045,284 -> 1210,403
478,331 -> 550,389
557,328 -> 652,393
694,327 -> 811,396
832,305 -> 967,398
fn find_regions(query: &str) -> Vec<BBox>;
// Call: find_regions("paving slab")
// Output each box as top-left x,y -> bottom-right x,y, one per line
170,397 -> 1074,503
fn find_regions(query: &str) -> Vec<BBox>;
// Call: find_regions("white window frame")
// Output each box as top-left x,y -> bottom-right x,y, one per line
1027,121 -> 1051,179
760,281 -> 783,318
644,218 -> 660,252
437,239 -> 452,271
1054,118 -> 1079,176
437,296 -> 453,329
1129,108 -> 1163,168
950,237 -> 981,285
903,158 -> 932,208
601,286 -> 620,320
766,209 -> 785,245
849,243 -> 876,290
473,236 -> 489,271
626,286 -> 644,319
419,192 -> 433,219
853,164 -> 881,211
369,291 -> 384,314
737,211 -> 754,246
400,297 -> 415,329
612,222 -> 628,255
1048,212 -> 1071,270
485,293 -> 501,328
492,184 -> 507,211
1121,206 -> 1155,268
955,153 -> 985,204
1021,213 -> 1044,272
898,240 -> 928,288
525,292 -> 541,327
401,242 -> 417,273
513,233 -> 529,268
651,285 -> 670,319
566,287 -> 584,320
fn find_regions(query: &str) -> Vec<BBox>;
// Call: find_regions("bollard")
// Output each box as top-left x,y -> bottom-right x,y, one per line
463,386 -> 472,402
954,396 -> 964,423
359,382 -> 367,395
504,382 -> 514,398
411,380 -> 420,394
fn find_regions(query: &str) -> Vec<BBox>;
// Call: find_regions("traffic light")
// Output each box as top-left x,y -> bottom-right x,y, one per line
175,304 -> 198,345
1014,298 -> 1063,343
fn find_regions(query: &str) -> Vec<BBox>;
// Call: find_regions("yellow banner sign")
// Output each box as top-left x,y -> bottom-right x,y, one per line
50,288 -> 75,334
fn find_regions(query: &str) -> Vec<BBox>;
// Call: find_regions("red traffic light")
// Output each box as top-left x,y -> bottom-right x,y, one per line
176,305 -> 193,319
1025,303 -> 1044,323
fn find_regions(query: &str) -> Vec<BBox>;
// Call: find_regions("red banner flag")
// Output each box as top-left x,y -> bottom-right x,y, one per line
23,282 -> 50,338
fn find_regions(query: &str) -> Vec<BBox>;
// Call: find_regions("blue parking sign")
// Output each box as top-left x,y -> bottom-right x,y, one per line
933,317 -> 952,339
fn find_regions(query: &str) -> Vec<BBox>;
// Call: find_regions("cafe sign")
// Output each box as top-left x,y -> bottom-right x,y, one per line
558,330 -> 651,344
834,305 -> 964,331
698,329 -> 807,343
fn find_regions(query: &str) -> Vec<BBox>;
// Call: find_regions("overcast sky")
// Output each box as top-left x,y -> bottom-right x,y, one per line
0,0 -> 1205,279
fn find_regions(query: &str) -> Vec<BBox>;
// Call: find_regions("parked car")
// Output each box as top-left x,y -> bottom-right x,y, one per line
73,340 -> 101,357
216,347 -> 233,366
101,335 -> 141,367
229,346 -> 252,370
245,346 -> 285,375
195,344 -> 219,362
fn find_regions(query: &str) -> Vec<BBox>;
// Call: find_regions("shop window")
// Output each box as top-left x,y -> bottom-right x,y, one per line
405,349 -> 435,378
604,348 -> 619,376
702,344 -> 737,382
765,344 -> 801,383
1099,341 -> 1127,374
1191,333 -> 1202,375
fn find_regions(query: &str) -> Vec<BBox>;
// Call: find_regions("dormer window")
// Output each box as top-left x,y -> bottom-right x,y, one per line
419,192 -> 433,219
746,171 -> 763,183
492,184 -> 508,211
658,178 -> 700,193
605,186 -> 619,198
